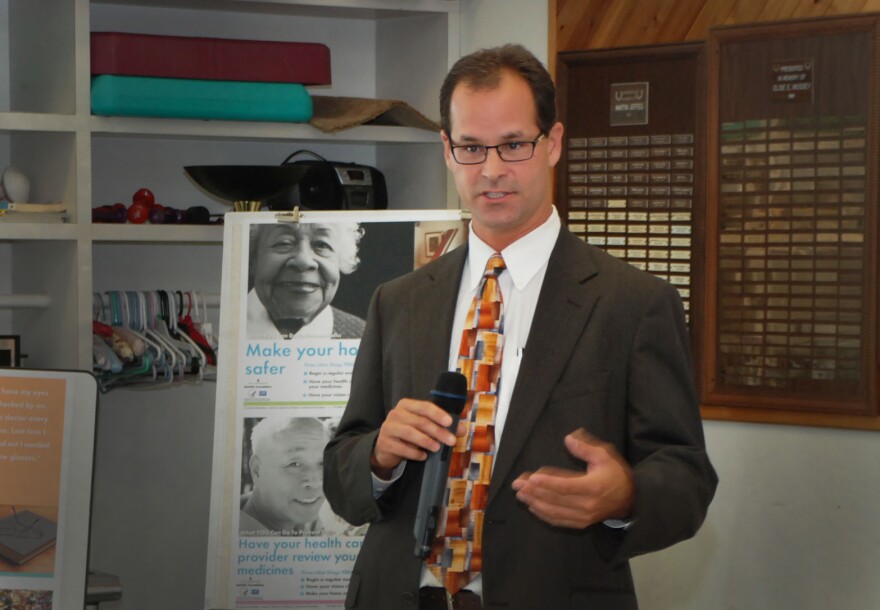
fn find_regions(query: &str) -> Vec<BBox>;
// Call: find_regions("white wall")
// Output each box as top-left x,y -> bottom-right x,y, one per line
633,420 -> 880,609
0,0 -> 9,111
460,0 -> 549,63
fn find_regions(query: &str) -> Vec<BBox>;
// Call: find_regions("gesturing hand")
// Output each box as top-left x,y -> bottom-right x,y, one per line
511,428 -> 634,529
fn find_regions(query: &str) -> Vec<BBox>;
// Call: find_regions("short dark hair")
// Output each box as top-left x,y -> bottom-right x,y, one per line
439,44 -> 557,137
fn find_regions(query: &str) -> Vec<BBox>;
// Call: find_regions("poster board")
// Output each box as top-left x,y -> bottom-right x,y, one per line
205,210 -> 466,610
0,368 -> 98,609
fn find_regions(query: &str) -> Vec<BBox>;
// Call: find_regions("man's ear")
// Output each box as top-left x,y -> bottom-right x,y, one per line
441,130 -> 455,170
546,121 -> 565,168
249,454 -> 262,480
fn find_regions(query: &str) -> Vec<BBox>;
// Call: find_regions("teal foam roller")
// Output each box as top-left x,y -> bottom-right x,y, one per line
91,75 -> 313,122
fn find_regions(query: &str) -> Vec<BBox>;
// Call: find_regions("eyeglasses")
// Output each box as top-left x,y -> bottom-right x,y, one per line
0,507 -> 42,539
449,134 -> 546,165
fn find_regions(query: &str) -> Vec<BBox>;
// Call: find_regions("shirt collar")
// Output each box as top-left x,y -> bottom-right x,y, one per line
466,205 -> 561,292
246,288 -> 334,338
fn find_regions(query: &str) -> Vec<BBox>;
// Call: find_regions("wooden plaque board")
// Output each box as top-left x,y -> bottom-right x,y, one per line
704,15 -> 879,419
556,43 -> 707,388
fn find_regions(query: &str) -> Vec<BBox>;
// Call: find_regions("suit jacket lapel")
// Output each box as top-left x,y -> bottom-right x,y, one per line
489,230 -> 601,505
409,246 -> 468,396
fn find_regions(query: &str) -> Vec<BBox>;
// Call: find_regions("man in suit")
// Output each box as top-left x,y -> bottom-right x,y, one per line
323,44 -> 717,610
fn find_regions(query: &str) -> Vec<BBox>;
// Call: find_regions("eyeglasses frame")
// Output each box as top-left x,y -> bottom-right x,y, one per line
448,133 -> 547,165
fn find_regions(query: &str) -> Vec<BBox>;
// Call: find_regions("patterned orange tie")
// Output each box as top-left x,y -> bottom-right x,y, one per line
427,254 -> 505,594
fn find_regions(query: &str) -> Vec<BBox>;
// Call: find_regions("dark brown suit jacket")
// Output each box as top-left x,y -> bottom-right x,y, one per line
324,227 -> 717,610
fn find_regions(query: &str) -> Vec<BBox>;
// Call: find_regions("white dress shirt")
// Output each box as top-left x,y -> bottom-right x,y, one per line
446,207 -> 560,446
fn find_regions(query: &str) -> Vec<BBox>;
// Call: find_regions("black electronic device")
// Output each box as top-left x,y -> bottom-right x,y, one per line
413,371 -> 468,559
266,150 -> 387,211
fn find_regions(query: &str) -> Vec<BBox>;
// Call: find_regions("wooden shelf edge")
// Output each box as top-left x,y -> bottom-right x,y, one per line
90,0 -> 459,18
88,116 -> 440,144
90,223 -> 224,243
0,224 -> 80,240
701,404 -> 880,432
0,112 -> 77,132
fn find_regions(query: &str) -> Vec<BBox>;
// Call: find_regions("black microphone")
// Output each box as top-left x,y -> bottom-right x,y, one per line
413,371 -> 468,559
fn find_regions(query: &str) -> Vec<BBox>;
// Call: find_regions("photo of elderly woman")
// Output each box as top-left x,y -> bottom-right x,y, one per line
246,222 -> 366,339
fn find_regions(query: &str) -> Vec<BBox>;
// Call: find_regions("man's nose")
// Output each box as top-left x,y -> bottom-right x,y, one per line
481,147 -> 509,179
301,466 -> 322,487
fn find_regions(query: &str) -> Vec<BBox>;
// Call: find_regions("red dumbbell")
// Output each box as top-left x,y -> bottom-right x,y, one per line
127,202 -> 150,224
132,188 -> 155,208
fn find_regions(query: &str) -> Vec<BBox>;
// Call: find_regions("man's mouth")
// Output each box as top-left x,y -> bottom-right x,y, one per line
482,191 -> 511,200
293,497 -> 321,505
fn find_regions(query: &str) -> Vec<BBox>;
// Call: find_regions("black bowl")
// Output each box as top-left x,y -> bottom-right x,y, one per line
184,165 -> 312,204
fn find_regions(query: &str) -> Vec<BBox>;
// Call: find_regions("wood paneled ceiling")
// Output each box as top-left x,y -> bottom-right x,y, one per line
554,0 -> 880,51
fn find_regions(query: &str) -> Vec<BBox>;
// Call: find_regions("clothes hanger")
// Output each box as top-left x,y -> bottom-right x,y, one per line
92,294 -> 125,375
93,288 -> 219,390
177,291 -> 217,366
167,290 -> 206,382
93,292 -> 157,391
156,290 -> 195,378
144,291 -> 179,382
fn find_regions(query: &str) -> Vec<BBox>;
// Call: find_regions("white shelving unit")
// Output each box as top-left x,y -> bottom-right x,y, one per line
0,0 -> 459,371
0,2 -> 460,608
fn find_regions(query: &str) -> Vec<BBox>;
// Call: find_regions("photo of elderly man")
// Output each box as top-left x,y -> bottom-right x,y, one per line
239,416 -> 331,536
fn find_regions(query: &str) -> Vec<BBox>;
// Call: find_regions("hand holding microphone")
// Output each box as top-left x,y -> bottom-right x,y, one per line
414,372 -> 468,558
367,372 -> 468,557
370,374 -> 466,476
